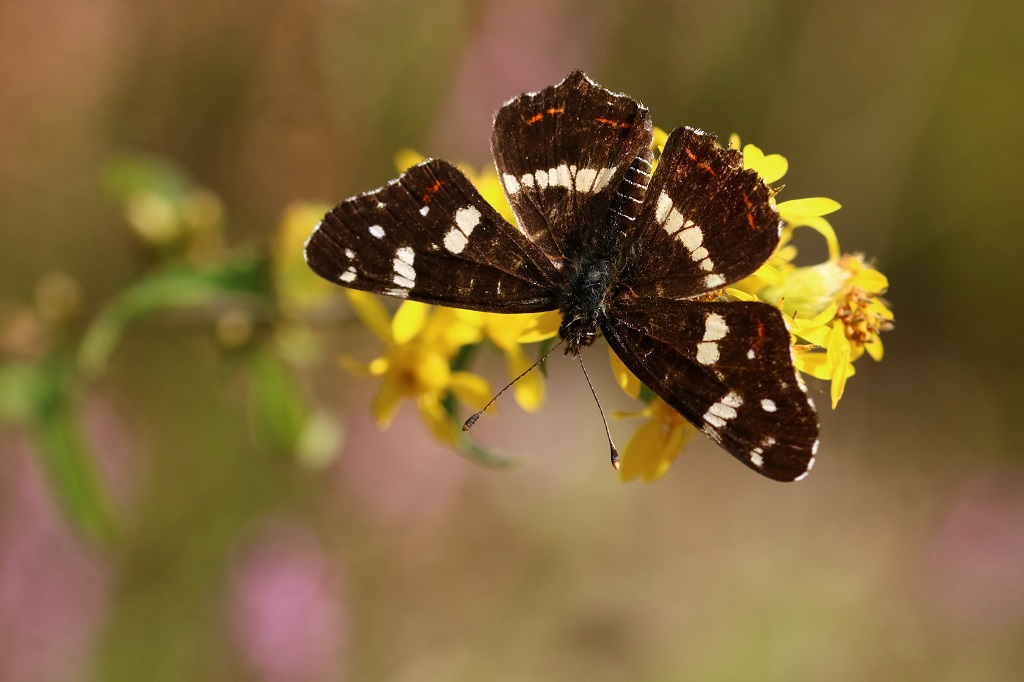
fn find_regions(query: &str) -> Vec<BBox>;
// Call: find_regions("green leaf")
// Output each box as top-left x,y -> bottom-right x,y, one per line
0,363 -> 41,423
246,346 -> 309,455
104,153 -> 194,203
79,257 -> 269,377
25,356 -> 117,541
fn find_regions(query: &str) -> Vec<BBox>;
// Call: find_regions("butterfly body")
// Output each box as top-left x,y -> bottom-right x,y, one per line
557,250 -> 618,355
306,71 -> 820,481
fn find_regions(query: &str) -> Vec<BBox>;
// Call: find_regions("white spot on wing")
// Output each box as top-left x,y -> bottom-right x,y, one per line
696,341 -> 719,365
704,274 -> 726,289
664,208 -> 685,235
747,349 -> 756,359
678,225 -> 703,251
503,174 -> 520,194
369,224 -> 385,239
393,260 -> 415,281
655,192 -> 672,224
594,167 -> 617,191
535,169 -> 549,189
699,258 -> 715,271
761,399 -> 777,412
704,412 -> 727,429
721,391 -> 743,408
455,206 -> 481,235
750,451 -> 765,468
344,248 -> 355,259
393,274 -> 415,288
553,164 -> 572,188
339,267 -> 357,283
396,246 -> 415,265
444,227 -> 468,254
419,205 -> 430,216
575,167 -> 597,191
703,313 -> 728,341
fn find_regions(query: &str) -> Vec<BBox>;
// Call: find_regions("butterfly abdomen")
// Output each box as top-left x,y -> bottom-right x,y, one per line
559,252 -> 617,355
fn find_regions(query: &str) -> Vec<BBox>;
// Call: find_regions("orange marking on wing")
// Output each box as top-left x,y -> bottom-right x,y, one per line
742,192 -> 756,229
422,179 -> 444,203
596,117 -> 631,129
546,107 -> 564,115
699,162 -> 717,176
525,112 -> 544,125
684,147 -> 698,161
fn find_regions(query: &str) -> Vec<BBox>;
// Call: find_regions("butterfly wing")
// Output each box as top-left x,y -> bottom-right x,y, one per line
491,70 -> 654,264
618,126 -> 782,300
602,298 -> 819,482
305,159 -> 562,313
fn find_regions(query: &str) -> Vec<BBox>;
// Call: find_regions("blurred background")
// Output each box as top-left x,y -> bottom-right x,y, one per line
2,0 -> 1023,679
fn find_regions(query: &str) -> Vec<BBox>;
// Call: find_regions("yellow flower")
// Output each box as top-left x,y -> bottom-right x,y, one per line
616,398 -> 697,482
273,202 -> 338,314
607,347 -> 697,482
343,291 -> 493,442
785,255 -> 893,408
481,311 -> 561,411
725,136 -> 892,408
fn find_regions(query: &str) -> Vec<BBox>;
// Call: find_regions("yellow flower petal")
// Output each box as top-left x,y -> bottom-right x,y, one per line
449,370 -> 494,411
426,308 -> 484,350
608,347 -> 642,399
395,148 -> 426,172
618,401 -> 696,483
742,144 -> 789,184
653,126 -> 669,154
864,335 -> 884,361
273,202 -> 336,312
505,345 -> 545,411
619,417 -> 674,482
850,267 -> 889,295
392,300 -> 431,345
371,377 -> 404,427
788,216 -> 841,261
367,357 -> 389,376
777,197 -> 842,220
339,354 -> 375,377
417,396 -> 455,444
346,290 -> 393,343
516,311 -> 561,344
794,352 -> 831,380
483,313 -> 532,350
826,322 -> 854,408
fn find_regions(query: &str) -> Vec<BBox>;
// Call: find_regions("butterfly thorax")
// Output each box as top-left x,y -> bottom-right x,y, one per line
558,252 -> 617,356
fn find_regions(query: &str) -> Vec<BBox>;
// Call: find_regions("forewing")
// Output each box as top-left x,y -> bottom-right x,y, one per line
603,298 -> 819,482
305,159 -> 562,313
619,127 -> 782,300
491,70 -> 653,263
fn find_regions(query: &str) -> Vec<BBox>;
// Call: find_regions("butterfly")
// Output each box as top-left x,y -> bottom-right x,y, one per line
304,71 -> 819,481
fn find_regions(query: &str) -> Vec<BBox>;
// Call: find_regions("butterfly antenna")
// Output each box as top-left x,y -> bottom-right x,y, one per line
578,354 -> 620,470
463,340 -> 564,431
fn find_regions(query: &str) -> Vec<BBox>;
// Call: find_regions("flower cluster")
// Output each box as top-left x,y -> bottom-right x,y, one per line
319,133 -> 893,481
